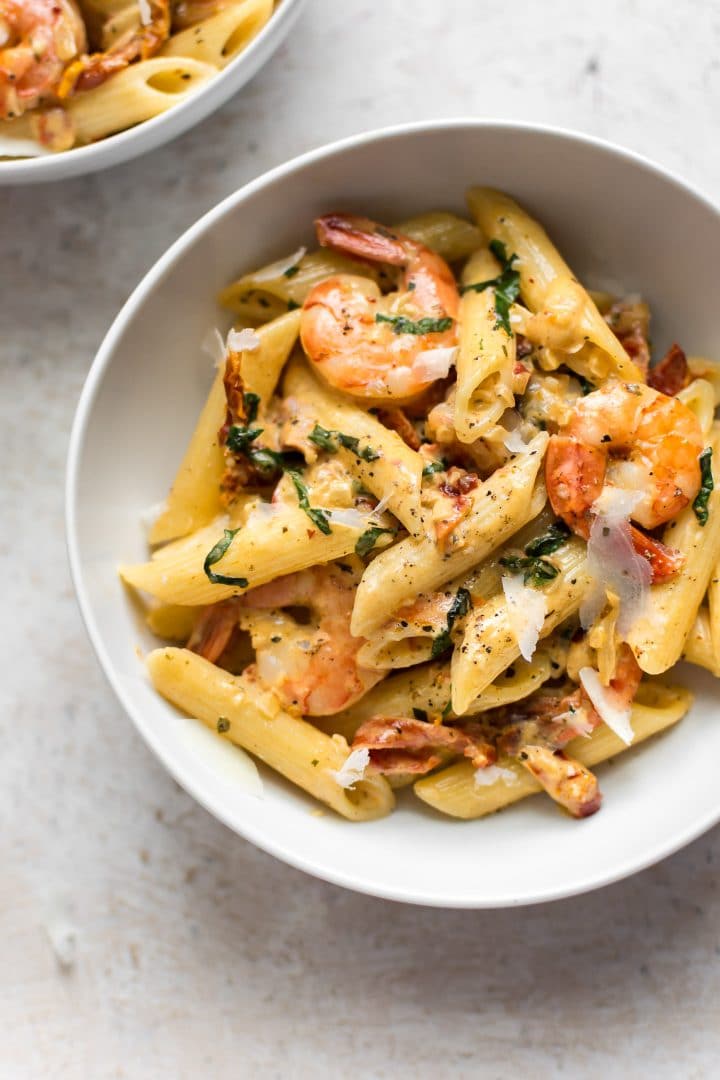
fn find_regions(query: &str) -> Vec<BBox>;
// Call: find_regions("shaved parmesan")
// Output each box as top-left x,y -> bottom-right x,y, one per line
412,346 -> 457,382
227,327 -> 261,353
474,764 -> 518,787
579,666 -> 634,745
138,0 -> 152,25
252,246 -> 307,282
369,490 -> 393,520
502,574 -> 547,661
581,486 -> 651,633
0,134 -> 50,158
329,747 -> 370,789
326,507 -> 371,529
202,327 -> 226,368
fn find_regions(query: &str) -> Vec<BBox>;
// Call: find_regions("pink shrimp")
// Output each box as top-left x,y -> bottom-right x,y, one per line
351,715 -> 495,776
546,381 -> 704,583
300,213 -> 460,401
0,0 -> 86,119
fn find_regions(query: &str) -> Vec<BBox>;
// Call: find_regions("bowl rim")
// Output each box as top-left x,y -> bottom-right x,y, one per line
0,0 -> 306,185
66,118 -> 720,907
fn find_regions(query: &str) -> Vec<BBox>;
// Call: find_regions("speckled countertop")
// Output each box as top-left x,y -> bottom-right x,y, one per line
3,1 -> 720,1076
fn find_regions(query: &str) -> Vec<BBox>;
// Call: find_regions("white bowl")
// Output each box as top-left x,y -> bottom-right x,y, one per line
0,0 -> 305,185
67,121 -> 720,907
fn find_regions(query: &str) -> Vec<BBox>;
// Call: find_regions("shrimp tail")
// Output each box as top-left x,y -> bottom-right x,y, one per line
315,213 -> 409,266
629,525 -> 685,583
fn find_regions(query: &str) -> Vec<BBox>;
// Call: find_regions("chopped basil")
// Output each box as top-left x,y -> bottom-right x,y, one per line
355,526 -> 393,557
693,447 -> 714,526
431,588 -> 471,659
283,264 -> 300,278
524,521 -> 571,558
460,241 -> 520,335
288,471 -> 332,534
500,554 -> 559,587
203,528 -> 248,587
216,717 -> 230,733
226,423 -> 264,453
441,699 -> 453,718
576,375 -> 595,396
243,391 -> 261,423
412,707 -> 428,722
422,458 -> 447,479
287,299 -> 300,311
308,423 -> 380,461
375,313 -> 453,336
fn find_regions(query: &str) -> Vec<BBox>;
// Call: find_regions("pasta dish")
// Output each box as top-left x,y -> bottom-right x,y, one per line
121,188 -> 720,823
0,0 -> 277,155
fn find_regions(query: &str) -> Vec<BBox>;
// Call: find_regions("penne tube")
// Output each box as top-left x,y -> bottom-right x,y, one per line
283,358 -> 424,535
351,433 -> 549,637
451,537 -> 589,714
414,683 -> 692,818
627,426 -> 720,673
454,248 -> 516,443
681,608 -> 719,675
466,187 -> 642,382
148,311 -> 299,545
122,506 -> 387,606
162,0 -> 273,68
147,649 -> 394,820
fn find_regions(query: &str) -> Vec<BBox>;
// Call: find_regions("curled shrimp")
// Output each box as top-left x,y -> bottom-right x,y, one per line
241,561 -> 383,716
546,381 -> 704,582
57,0 -> 169,96
0,0 -> 86,119
300,213 -> 460,401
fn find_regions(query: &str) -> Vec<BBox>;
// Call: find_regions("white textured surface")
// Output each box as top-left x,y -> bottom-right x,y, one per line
3,1 -> 720,1075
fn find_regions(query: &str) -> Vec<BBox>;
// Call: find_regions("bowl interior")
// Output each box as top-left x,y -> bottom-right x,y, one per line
69,123 -> 720,906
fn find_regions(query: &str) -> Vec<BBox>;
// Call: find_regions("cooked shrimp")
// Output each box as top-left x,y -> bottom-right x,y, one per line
351,715 -> 495,776
239,561 -> 384,716
57,0 -> 169,96
300,213 -> 460,401
0,0 -> 86,119
546,381 -> 704,582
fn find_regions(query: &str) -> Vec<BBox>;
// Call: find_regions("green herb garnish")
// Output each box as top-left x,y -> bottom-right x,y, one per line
422,458 -> 447,479
308,423 -> 380,462
441,700 -> 453,718
355,526 -> 393,557
216,717 -> 230,733
576,375 -> 595,396
500,554 -> 559,587
524,521 -> 571,558
431,588 -> 472,659
375,313 -> 453,336
412,707 -> 428,722
283,264 -> 300,278
288,471 -> 332,534
226,423 -> 264,453
287,299 -> 300,311
693,447 -> 714,526
203,528 -> 248,587
243,391 -> 261,423
460,240 -> 520,335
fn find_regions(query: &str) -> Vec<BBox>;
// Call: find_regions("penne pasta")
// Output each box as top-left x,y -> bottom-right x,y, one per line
161,0 -> 274,69
148,648 -> 395,820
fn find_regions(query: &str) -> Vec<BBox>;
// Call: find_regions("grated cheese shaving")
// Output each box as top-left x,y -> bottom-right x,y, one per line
581,486 -> 651,634
138,0 -> 152,25
502,574 -> 547,661
227,327 -> 261,353
579,666 -> 634,745
329,747 -> 370,788
201,327 -> 226,369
